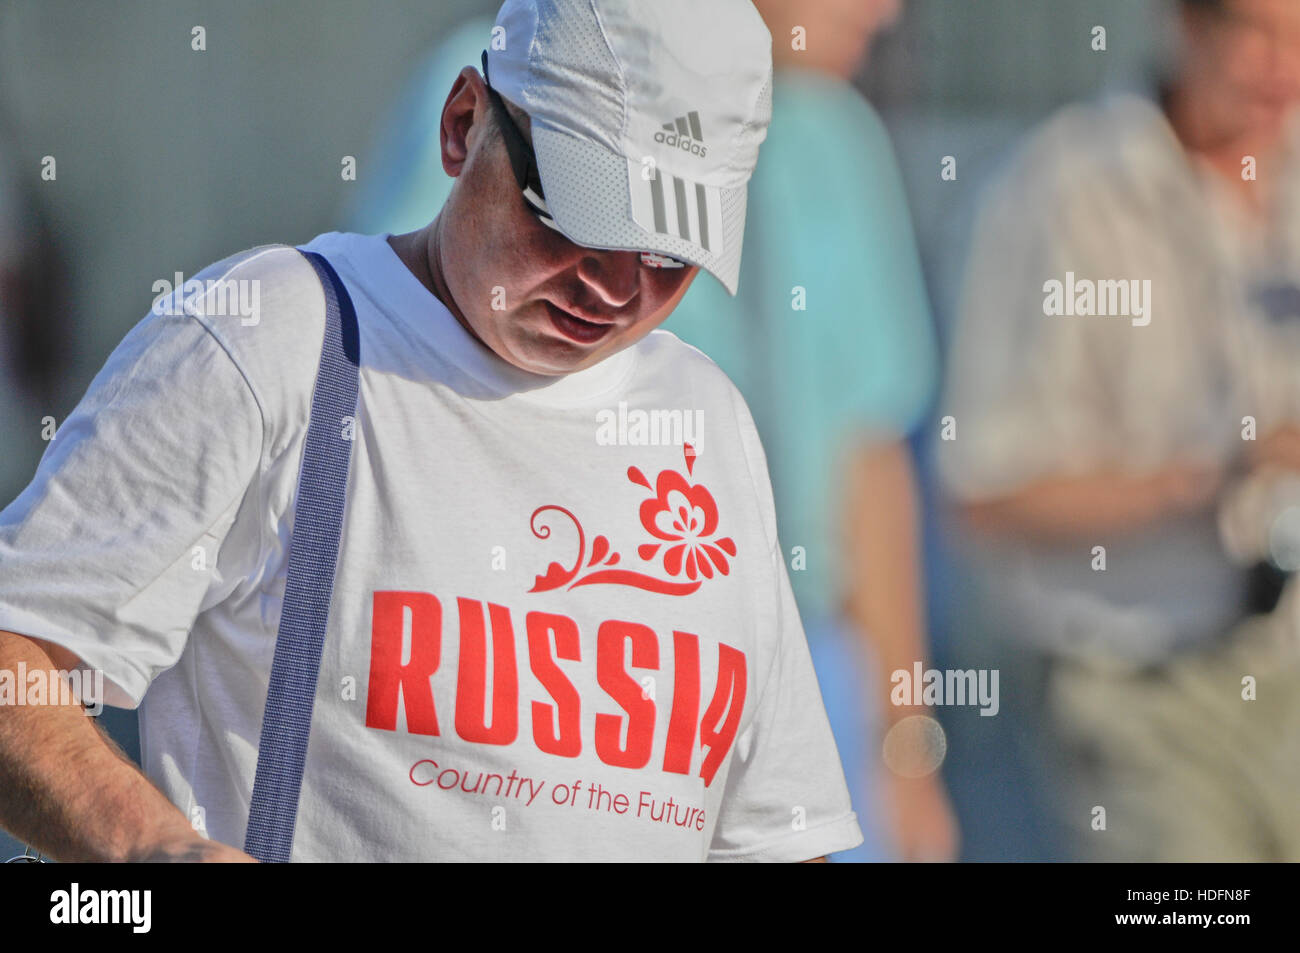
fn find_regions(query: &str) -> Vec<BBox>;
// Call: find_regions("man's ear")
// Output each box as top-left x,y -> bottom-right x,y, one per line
440,65 -> 492,179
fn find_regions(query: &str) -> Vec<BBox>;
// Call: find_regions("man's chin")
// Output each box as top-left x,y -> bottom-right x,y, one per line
499,335 -> 615,378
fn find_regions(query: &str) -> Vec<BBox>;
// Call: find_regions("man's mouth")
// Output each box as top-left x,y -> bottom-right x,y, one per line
544,300 -> 615,345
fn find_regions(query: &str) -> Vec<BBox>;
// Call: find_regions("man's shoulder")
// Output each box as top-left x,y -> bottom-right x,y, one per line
179,242 -> 325,341
637,328 -> 768,470
638,328 -> 778,552
771,68 -> 890,151
175,241 -> 333,451
1008,92 -> 1180,197
186,241 -> 317,288
638,327 -> 749,407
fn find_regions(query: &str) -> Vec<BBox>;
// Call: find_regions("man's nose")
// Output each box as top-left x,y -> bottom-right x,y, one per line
575,250 -> 640,309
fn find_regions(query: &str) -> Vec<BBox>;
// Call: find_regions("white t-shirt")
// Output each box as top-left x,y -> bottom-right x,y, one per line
0,231 -> 862,862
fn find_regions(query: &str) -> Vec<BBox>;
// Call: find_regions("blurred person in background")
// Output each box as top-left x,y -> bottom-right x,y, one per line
662,0 -> 954,863
939,0 -> 1300,861
348,0 -> 956,863
0,114 -> 73,863
0,118 -> 69,502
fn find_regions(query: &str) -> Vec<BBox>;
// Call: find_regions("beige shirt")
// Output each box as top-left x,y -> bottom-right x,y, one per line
939,92 -> 1300,659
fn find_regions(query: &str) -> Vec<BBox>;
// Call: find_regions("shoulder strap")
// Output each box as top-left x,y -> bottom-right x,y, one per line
244,249 -> 360,863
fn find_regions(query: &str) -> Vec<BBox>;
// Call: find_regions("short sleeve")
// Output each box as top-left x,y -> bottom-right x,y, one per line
0,298 -> 263,709
707,543 -> 864,862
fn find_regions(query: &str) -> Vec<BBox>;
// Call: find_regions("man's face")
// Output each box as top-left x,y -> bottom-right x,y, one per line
1185,0 -> 1300,140
757,0 -> 901,78
435,67 -> 701,377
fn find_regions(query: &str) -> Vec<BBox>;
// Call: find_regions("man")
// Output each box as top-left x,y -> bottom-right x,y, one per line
0,0 -> 863,862
939,0 -> 1300,860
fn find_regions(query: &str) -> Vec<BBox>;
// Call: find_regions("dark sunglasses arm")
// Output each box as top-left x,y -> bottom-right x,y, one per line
481,49 -> 536,194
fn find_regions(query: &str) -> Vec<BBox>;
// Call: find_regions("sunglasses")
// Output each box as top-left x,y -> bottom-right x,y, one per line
480,50 -> 688,271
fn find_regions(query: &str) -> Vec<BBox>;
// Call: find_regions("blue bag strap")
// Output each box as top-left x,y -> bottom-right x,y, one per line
244,249 -> 360,862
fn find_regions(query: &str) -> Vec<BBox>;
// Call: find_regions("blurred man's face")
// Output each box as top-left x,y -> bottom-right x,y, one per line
758,0 -> 902,78
1184,0 -> 1300,140
434,67 -> 699,377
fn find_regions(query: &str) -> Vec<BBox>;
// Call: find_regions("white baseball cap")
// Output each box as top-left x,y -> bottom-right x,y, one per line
485,0 -> 774,296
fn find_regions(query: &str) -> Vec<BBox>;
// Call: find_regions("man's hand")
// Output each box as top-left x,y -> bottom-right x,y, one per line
1154,462 -> 1223,512
1250,425 -> 1300,473
881,770 -> 959,863
961,462 -> 1223,542
127,835 -> 257,863
0,629 -> 209,862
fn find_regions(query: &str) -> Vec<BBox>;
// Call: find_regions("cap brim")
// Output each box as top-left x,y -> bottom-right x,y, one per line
530,119 -> 747,296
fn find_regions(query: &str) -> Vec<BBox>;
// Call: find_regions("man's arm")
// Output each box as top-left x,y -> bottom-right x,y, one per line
842,438 -> 959,863
958,462 -> 1222,543
0,629 -> 254,862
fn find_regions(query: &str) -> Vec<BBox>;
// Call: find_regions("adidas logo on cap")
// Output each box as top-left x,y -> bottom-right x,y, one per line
628,109 -> 725,256
654,111 -> 708,158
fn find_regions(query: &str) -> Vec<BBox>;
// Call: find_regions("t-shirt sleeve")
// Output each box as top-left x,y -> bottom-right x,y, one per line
706,388 -> 863,861
0,293 -> 264,709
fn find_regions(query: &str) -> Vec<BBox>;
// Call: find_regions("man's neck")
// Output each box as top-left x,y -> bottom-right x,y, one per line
389,218 -> 489,349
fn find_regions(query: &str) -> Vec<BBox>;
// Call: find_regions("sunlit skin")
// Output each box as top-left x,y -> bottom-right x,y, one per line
388,65 -> 701,377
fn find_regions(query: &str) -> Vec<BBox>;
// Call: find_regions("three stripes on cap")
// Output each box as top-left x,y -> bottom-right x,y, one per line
628,111 -> 724,256
663,110 -> 706,143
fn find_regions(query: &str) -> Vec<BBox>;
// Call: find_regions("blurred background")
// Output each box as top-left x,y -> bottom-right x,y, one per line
4,0 -> 1298,862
